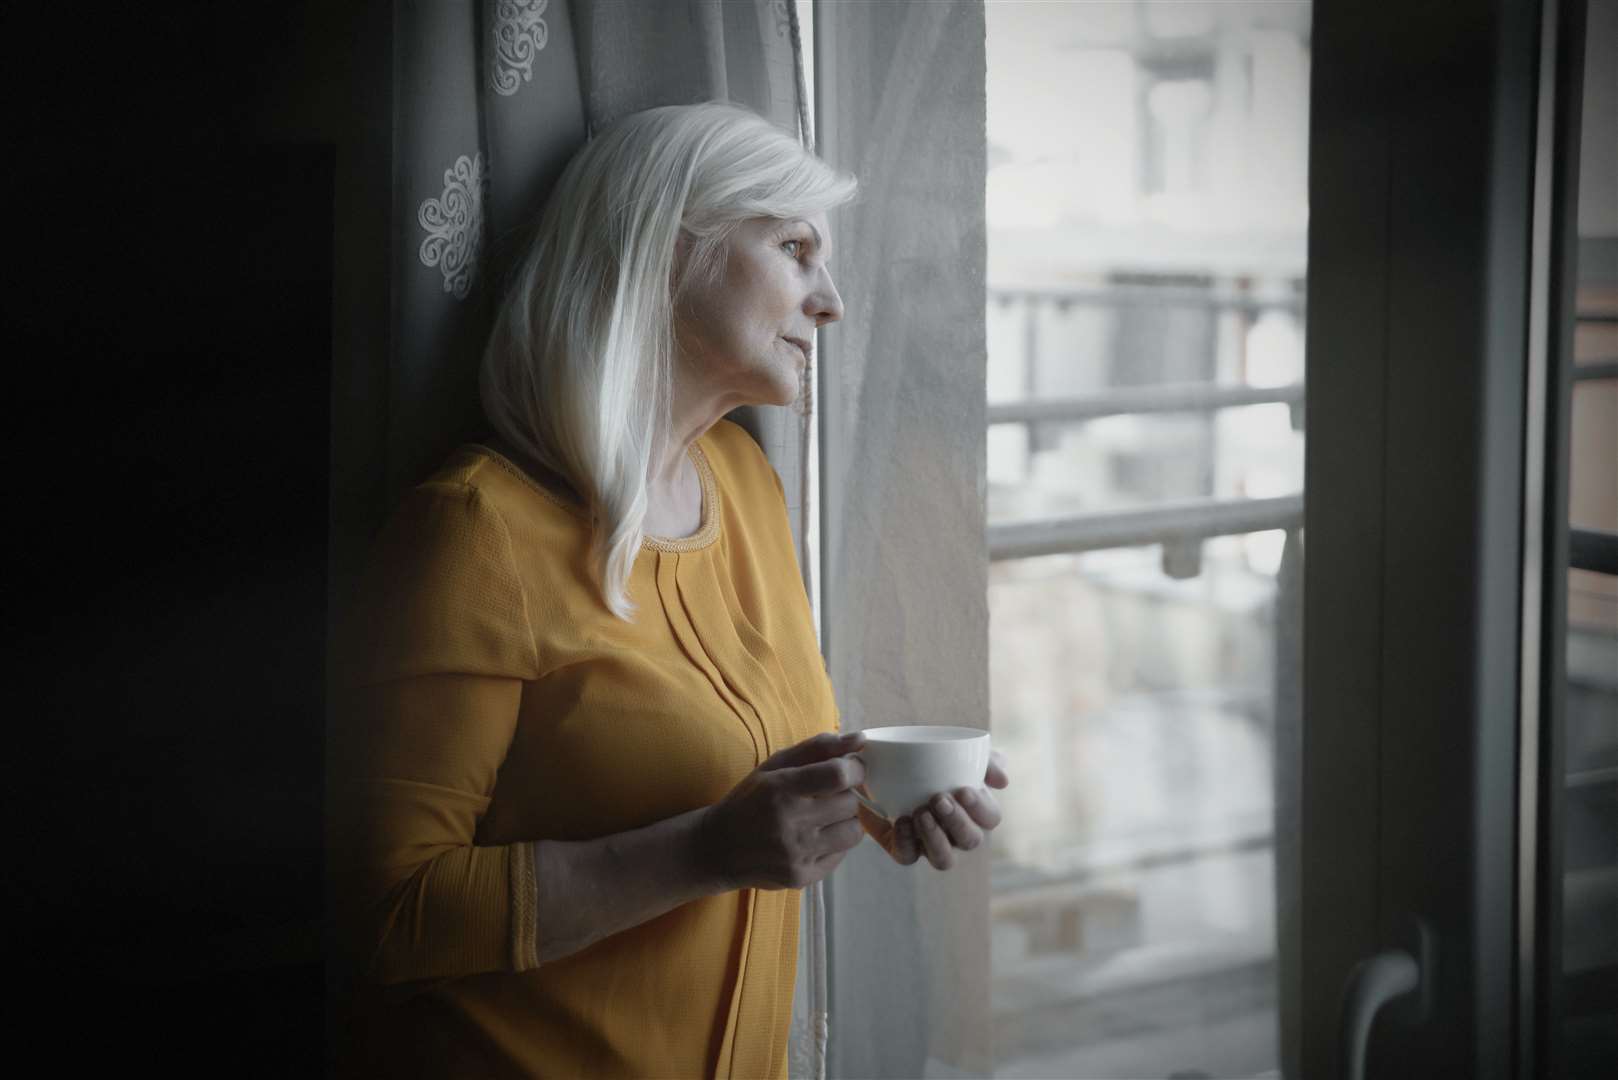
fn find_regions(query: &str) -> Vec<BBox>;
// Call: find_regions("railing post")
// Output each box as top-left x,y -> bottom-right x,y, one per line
1162,538 -> 1204,580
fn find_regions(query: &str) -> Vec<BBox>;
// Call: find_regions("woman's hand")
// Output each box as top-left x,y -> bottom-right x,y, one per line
696,731 -> 869,891
860,749 -> 1009,870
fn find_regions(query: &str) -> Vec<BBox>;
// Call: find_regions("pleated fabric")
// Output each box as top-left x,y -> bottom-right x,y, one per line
329,418 -> 839,1078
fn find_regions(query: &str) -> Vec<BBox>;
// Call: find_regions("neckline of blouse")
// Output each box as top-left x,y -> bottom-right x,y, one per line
467,438 -> 723,553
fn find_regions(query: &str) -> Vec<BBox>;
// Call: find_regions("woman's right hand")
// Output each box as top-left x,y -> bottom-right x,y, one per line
696,731 -> 869,891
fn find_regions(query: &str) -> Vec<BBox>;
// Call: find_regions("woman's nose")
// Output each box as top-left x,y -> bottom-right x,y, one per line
810,270 -> 845,327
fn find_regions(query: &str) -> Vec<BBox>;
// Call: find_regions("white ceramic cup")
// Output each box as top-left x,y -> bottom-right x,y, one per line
855,725 -> 991,820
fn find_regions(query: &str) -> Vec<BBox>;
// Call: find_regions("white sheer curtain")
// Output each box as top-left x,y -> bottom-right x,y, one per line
814,3 -> 992,1077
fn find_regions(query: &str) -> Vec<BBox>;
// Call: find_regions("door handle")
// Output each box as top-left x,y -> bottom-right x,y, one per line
1339,919 -> 1434,1080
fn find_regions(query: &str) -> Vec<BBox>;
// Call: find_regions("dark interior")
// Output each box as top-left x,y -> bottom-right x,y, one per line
9,8 -> 330,1072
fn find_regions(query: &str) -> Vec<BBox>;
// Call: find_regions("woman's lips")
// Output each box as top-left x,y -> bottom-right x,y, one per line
783,336 -> 812,363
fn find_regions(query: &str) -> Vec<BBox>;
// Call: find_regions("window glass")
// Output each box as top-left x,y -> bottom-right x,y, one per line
986,4 -> 1311,1075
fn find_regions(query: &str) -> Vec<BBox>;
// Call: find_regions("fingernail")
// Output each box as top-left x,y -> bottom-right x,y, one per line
957,789 -> 977,808
935,796 -> 954,816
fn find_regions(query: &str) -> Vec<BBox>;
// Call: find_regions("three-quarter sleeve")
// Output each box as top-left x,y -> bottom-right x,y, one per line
328,480 -> 544,988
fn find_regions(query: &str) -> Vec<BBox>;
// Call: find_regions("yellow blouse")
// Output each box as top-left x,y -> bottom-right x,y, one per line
328,419 -> 839,1078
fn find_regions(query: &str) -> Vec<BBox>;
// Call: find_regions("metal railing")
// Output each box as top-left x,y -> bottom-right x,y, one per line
984,284 -> 1618,911
991,282 -> 1304,314
985,281 -> 1306,895
986,280 -> 1308,566
977,278 -> 1618,873
989,494 -> 1304,563
988,381 -> 1303,426
986,281 -> 1307,569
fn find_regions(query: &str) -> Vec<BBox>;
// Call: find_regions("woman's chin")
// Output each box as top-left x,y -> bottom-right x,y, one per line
727,363 -> 807,410
756,372 -> 804,409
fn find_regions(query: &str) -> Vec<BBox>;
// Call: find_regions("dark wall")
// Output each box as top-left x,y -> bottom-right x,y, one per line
7,6 -> 333,1073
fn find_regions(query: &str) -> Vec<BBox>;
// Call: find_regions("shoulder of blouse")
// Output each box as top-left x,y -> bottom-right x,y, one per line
336,465 -> 545,688
451,424 -> 783,527
438,445 -> 585,520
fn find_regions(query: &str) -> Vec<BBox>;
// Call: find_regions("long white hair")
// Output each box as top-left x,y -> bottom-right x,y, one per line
480,102 -> 857,621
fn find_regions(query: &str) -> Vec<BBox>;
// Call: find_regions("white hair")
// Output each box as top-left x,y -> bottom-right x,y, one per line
480,102 -> 857,621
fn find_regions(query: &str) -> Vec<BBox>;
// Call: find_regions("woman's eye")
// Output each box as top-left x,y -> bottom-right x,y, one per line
781,239 -> 803,258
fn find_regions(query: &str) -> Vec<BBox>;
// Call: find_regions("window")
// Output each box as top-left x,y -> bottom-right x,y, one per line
985,4 -> 1311,1075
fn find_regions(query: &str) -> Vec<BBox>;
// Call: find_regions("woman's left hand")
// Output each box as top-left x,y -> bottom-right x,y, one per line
858,750 -> 1009,870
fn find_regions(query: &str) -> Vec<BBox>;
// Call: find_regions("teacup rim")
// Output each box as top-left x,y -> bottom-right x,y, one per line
859,724 -> 987,743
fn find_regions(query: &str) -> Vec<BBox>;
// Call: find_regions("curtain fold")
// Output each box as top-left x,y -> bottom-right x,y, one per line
329,2 -> 829,1075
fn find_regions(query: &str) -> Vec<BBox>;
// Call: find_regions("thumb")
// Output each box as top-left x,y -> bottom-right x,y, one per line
759,730 -> 866,772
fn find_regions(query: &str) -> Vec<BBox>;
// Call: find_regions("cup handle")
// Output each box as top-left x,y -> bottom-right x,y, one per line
845,755 -> 889,820
851,787 -> 889,821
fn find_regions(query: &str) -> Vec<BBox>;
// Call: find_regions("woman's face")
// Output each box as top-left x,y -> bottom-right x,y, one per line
673,212 -> 844,409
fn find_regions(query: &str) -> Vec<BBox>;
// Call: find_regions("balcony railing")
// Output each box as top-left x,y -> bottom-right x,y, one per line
989,494 -> 1304,563
990,282 -> 1304,314
988,381 -> 1303,427
986,281 -> 1306,905
985,280 -> 1616,902
987,281 -> 1307,571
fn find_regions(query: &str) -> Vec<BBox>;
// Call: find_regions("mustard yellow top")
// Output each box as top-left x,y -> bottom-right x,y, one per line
328,419 -> 838,1078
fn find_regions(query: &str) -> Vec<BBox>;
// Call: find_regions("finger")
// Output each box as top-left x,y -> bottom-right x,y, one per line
954,785 -> 1003,831
984,749 -> 1010,789
930,792 -> 985,852
914,810 -> 955,871
888,814 -> 921,865
760,731 -> 866,772
806,791 -> 860,827
817,816 -> 865,854
779,755 -> 865,797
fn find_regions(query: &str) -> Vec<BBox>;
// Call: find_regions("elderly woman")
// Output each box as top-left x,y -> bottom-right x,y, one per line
329,102 -> 1009,1078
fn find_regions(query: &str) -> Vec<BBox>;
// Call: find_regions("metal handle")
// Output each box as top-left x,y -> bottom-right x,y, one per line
1340,949 -> 1420,1080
